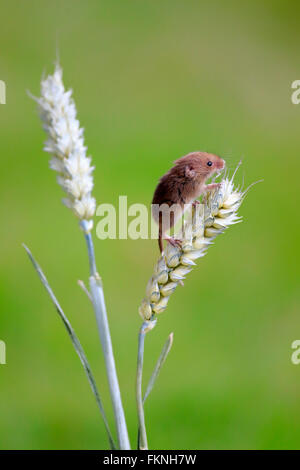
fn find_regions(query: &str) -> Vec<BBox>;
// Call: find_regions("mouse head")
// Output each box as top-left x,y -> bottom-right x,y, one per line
175,151 -> 225,180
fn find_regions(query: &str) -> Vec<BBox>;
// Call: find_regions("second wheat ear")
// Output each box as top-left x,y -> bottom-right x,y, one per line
137,166 -> 252,449
140,170 -> 246,321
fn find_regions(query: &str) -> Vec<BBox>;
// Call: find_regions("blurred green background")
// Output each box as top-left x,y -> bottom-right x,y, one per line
0,0 -> 300,450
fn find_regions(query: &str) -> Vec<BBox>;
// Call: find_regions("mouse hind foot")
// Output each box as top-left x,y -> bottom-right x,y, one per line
164,236 -> 182,249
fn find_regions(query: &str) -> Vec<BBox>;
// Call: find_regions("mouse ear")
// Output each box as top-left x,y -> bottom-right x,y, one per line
185,165 -> 196,179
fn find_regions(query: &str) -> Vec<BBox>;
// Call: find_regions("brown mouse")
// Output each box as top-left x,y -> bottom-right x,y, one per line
152,151 -> 225,253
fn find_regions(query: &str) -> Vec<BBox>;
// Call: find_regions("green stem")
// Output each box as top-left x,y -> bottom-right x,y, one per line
136,323 -> 148,450
80,220 -> 130,450
136,318 -> 157,450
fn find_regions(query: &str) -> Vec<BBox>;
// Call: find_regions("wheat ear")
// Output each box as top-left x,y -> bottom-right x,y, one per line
30,64 -> 130,449
139,171 -> 244,321
136,167 -> 247,449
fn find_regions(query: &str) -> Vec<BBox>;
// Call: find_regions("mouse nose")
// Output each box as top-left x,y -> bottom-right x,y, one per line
221,159 -> 225,168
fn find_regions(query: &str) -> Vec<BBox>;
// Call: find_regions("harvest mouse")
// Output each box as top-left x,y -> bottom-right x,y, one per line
152,151 -> 225,253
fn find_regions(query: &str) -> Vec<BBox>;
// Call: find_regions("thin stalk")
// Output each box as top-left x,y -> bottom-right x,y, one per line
143,332 -> 173,404
136,318 -> 157,450
80,220 -> 130,450
136,323 -> 148,450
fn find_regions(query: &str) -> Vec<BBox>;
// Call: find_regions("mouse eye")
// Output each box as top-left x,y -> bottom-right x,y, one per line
207,161 -> 213,167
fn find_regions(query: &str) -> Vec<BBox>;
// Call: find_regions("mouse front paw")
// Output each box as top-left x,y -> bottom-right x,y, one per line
205,183 -> 222,192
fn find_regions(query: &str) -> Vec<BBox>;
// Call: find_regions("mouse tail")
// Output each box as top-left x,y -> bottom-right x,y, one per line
158,213 -> 164,254
158,235 -> 164,254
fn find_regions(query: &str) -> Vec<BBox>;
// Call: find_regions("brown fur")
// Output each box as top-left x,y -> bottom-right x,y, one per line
152,151 -> 225,253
